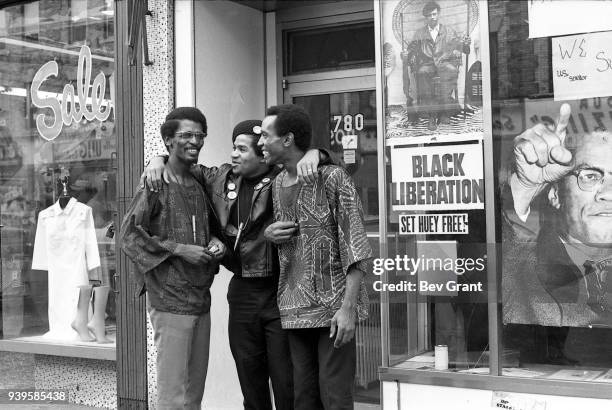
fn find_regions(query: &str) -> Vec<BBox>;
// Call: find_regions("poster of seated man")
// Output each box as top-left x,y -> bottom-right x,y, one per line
383,0 -> 482,137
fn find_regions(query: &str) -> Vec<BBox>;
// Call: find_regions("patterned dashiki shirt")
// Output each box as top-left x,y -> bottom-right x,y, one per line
120,180 -> 217,316
272,165 -> 372,329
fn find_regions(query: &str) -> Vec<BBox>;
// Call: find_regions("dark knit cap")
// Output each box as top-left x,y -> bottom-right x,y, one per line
232,119 -> 262,142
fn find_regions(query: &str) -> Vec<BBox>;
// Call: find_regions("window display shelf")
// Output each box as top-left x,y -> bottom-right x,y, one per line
379,365 -> 612,400
0,337 -> 116,361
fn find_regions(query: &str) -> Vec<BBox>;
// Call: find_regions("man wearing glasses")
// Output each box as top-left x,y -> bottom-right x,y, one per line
121,107 -> 224,410
503,103 -> 612,364
141,118 -> 334,410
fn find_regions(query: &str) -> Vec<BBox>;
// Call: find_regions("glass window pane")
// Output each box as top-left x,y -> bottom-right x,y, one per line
492,0 -> 612,381
285,22 -> 375,75
380,0 -> 489,373
0,0 -> 116,349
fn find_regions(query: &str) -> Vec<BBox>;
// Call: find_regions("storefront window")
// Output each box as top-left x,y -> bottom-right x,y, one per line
492,0 -> 612,382
0,0 -> 116,351
380,0 -> 489,372
379,0 -> 612,388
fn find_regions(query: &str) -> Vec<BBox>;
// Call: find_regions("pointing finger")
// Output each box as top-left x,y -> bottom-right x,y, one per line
555,103 -> 571,143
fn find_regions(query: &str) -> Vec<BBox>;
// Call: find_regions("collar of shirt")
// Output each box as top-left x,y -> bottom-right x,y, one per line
561,235 -> 612,277
562,238 -> 587,277
428,24 -> 440,41
51,197 -> 77,216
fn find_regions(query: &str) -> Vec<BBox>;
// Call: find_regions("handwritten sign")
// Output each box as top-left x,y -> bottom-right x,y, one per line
529,0 -> 612,38
552,32 -> 612,101
390,141 -> 484,211
30,46 -> 114,141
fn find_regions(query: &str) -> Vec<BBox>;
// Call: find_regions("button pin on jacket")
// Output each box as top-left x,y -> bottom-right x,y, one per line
262,177 -> 270,183
254,183 -> 263,190
227,191 -> 237,199
227,182 -> 236,190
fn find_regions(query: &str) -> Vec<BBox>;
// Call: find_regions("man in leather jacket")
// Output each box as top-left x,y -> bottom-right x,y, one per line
142,119 -> 334,410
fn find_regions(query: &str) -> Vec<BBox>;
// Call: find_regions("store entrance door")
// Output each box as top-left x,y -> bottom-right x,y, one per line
284,78 -> 378,228
284,78 -> 381,404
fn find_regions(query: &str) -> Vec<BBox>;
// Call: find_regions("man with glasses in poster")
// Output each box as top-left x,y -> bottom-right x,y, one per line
503,103 -> 612,365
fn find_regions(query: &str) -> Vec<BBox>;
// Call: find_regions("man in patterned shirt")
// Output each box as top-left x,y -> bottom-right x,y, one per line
259,104 -> 372,410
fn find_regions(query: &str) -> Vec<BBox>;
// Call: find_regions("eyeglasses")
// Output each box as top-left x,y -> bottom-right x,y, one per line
572,168 -> 606,192
175,131 -> 206,142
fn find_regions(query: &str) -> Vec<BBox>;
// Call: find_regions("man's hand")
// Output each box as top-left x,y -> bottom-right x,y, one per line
330,305 -> 357,348
264,221 -> 298,244
174,244 -> 215,265
511,103 -> 573,215
139,156 -> 169,192
297,149 -> 321,184
207,236 -> 226,261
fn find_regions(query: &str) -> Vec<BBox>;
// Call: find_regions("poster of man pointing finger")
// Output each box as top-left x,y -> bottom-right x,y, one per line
501,101 -> 612,329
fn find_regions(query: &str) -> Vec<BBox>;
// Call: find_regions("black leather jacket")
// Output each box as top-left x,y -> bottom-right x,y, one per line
405,24 -> 469,69
187,149 -> 338,278
191,163 -> 280,278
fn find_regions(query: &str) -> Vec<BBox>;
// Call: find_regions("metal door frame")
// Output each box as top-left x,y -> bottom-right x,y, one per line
283,72 -> 376,103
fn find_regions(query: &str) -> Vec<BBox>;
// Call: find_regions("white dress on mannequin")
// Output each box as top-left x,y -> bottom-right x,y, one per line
32,198 -> 100,341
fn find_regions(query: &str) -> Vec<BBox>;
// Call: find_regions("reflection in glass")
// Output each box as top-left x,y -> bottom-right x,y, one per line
285,22 -> 375,75
0,0 -> 116,347
380,0 -> 489,374
492,0 -> 612,381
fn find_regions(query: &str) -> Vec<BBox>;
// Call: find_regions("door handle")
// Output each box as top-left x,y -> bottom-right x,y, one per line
112,273 -> 120,294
